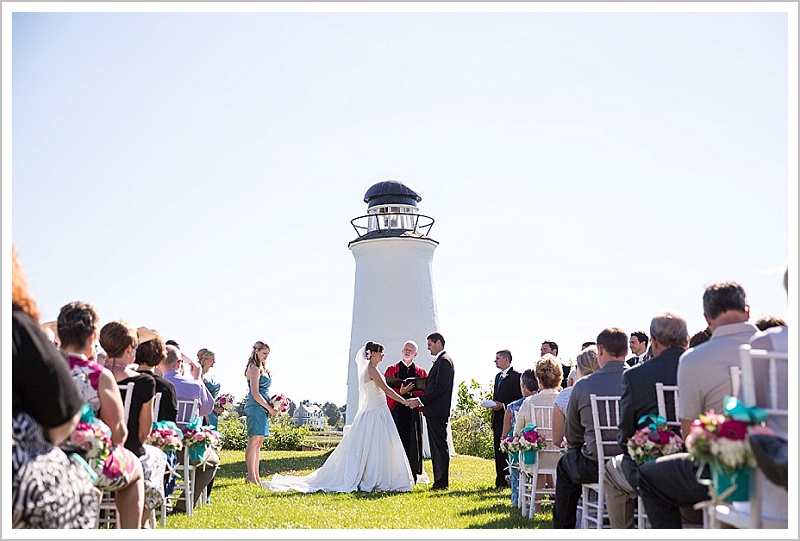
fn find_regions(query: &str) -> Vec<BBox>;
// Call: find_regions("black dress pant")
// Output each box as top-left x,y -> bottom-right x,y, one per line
426,416 -> 449,488
637,452 -> 711,528
553,449 -> 598,528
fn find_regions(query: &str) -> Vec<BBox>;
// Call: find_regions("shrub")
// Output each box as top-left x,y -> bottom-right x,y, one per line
217,413 -> 249,451
451,411 -> 494,459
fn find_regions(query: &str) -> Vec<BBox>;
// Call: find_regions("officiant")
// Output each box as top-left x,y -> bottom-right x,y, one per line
384,340 -> 429,483
490,350 -> 524,488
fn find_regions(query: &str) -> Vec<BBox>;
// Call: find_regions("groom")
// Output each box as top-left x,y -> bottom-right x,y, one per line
408,332 -> 455,490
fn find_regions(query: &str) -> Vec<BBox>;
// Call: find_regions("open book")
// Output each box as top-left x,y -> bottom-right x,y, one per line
385,376 -> 427,392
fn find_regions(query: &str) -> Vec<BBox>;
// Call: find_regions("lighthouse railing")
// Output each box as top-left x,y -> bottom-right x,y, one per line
350,213 -> 435,238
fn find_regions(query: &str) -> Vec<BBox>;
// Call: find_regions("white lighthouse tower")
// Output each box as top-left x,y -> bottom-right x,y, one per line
345,180 -> 440,425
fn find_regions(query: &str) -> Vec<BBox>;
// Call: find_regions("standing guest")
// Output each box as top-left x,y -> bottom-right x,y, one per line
490,349 -> 523,488
11,246 -> 99,528
637,281 -> 759,528
552,346 -> 599,448
243,341 -> 278,486
198,348 -> 222,504
753,315 -> 787,331
57,302 -> 145,529
162,345 -> 219,512
384,340 -> 428,483
407,332 -> 455,490
198,349 -> 223,429
603,312 -> 689,528
626,331 -> 649,367
502,369 -> 538,507
515,354 -> 563,502
98,318 -> 167,527
553,328 -> 628,529
541,340 -> 570,389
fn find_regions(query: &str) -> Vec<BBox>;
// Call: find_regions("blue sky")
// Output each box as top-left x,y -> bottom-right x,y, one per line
4,3 -> 796,413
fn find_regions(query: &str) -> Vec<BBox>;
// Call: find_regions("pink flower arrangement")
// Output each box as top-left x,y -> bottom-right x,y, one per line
685,396 -> 769,472
65,421 -> 111,460
270,393 -> 290,413
215,392 -> 236,411
183,427 -> 222,450
146,426 -> 184,452
518,425 -> 547,452
627,416 -> 683,465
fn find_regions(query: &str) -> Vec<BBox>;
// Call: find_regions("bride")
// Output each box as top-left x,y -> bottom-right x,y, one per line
263,341 -> 416,493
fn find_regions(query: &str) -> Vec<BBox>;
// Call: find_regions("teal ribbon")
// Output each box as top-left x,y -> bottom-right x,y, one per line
723,395 -> 768,424
522,423 -> 537,434
638,414 -> 667,431
152,419 -> 184,439
79,402 -> 96,424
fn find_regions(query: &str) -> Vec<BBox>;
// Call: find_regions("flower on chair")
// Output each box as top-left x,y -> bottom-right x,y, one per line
146,421 -> 184,452
685,396 -> 770,472
517,424 -> 547,452
627,415 -> 683,465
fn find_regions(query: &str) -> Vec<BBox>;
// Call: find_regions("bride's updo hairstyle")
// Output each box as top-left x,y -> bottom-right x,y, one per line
245,340 -> 271,376
364,341 -> 384,359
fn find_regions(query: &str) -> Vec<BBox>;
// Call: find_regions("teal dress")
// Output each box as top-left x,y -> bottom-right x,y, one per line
204,377 -> 221,429
244,374 -> 271,437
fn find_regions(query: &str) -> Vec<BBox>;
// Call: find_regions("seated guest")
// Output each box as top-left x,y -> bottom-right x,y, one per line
100,320 -> 168,526
136,332 -> 178,423
637,281 -> 759,528
553,328 -> 627,529
515,354 -> 563,506
12,248 -> 99,528
552,346 -> 599,449
162,345 -> 219,513
502,368 -> 538,507
603,312 -> 689,528
57,301 -> 145,529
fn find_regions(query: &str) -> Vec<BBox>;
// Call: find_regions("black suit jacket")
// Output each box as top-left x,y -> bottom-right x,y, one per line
420,351 -> 455,418
491,368 -> 523,431
617,347 -> 685,484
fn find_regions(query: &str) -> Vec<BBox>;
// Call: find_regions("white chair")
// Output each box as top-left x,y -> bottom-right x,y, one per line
707,345 -> 788,529
580,394 -> 621,529
97,382 -> 136,528
518,405 -> 558,519
163,399 -> 201,519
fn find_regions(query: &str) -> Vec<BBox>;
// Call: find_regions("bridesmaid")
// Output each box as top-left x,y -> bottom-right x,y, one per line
198,348 -> 221,504
243,341 -> 278,486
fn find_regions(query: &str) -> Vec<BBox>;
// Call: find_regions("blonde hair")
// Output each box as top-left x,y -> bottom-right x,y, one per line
197,348 -> 215,362
245,340 -> 271,377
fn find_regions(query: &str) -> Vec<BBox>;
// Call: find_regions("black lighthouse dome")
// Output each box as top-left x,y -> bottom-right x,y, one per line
363,180 -> 422,208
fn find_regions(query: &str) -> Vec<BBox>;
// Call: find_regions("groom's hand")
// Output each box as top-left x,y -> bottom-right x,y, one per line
406,398 -> 420,409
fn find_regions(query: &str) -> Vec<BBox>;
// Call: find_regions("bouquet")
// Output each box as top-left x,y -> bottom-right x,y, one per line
215,392 -> 236,411
627,415 -> 683,465
517,424 -> 547,452
685,395 -> 769,472
270,393 -> 290,413
64,421 -> 112,460
146,420 -> 184,452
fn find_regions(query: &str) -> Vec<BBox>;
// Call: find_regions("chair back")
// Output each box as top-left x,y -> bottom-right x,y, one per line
153,392 -> 162,421
655,383 -> 681,431
589,394 -> 622,461
176,399 -> 200,431
730,365 -> 742,398
739,344 -> 788,436
118,382 -> 136,424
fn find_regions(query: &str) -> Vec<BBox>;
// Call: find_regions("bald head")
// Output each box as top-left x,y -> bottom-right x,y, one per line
164,344 -> 182,369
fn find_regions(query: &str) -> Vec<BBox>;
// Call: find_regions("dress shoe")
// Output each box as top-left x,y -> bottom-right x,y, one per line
430,484 -> 449,491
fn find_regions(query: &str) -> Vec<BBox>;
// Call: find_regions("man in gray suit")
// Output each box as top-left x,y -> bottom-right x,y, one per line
552,327 -> 628,528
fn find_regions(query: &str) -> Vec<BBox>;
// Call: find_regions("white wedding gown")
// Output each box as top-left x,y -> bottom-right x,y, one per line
263,374 -> 414,493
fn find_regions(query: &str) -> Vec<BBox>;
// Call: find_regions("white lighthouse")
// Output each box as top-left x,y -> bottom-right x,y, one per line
345,180 -> 440,425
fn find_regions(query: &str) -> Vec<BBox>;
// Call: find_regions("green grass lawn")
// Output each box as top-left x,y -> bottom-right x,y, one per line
162,449 -> 553,530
